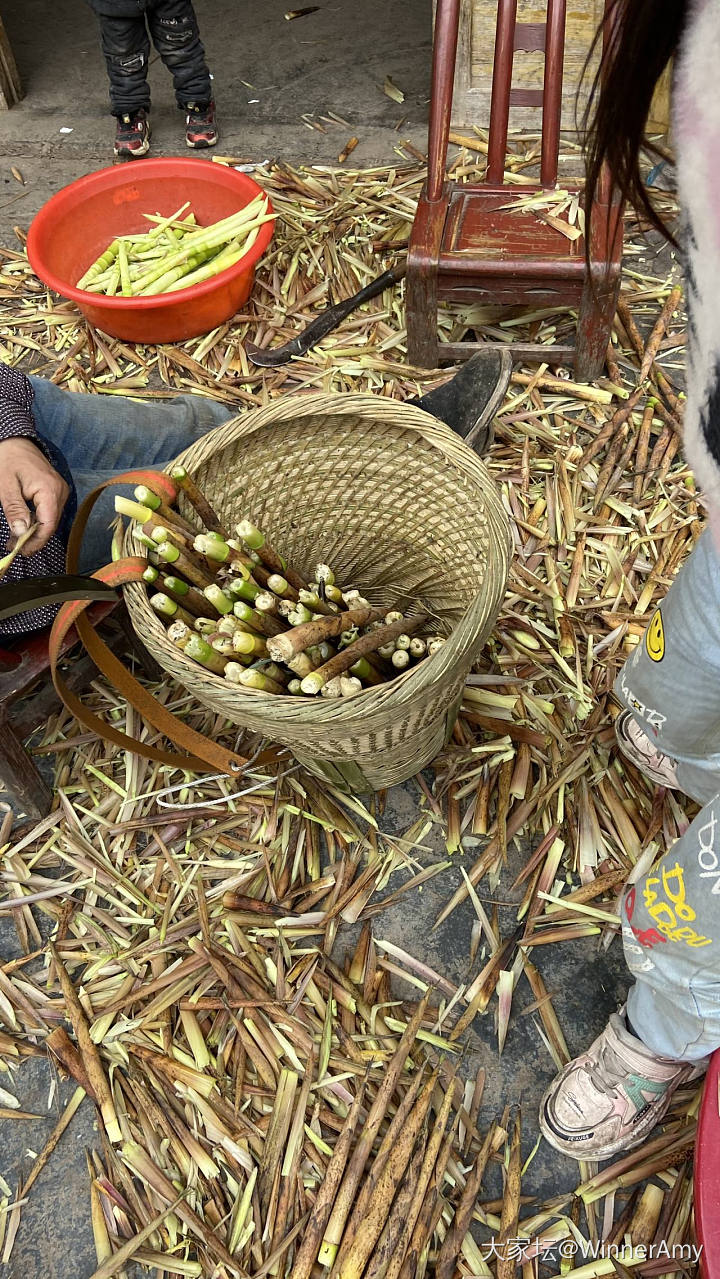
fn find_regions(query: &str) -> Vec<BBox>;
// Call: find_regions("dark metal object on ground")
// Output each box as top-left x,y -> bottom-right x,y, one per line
405,0 -> 623,378
0,575 -> 117,621
245,261 -> 407,366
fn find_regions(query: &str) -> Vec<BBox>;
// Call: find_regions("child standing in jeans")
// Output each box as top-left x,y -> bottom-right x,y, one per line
540,0 -> 720,1162
88,0 -> 218,159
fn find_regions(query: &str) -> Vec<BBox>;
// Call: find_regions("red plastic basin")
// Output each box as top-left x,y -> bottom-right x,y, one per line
26,157 -> 274,344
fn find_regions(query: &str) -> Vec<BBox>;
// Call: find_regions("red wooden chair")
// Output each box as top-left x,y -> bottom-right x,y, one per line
406,0 -> 623,377
695,1050 -> 720,1278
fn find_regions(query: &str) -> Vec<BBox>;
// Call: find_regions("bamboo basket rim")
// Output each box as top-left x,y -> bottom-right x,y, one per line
122,392 -> 511,730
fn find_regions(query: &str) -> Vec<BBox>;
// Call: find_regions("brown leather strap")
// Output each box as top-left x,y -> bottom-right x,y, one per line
50,470 -> 280,775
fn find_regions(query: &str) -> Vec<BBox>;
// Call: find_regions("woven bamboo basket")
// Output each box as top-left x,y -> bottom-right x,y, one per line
123,393 -> 511,791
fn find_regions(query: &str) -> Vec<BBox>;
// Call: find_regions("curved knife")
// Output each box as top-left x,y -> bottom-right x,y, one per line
0,576 -> 118,620
246,260 -> 407,367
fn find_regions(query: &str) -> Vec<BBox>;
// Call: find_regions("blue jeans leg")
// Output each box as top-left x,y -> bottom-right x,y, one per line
28,379 -> 234,572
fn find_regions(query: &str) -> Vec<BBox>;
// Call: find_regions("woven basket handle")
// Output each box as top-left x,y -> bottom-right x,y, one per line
50,469 -> 280,776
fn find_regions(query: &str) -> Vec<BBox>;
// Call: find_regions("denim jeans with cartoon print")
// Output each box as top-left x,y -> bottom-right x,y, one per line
615,528 -> 720,1061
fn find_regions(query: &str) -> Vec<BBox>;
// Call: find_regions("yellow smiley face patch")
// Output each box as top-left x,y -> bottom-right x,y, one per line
646,608 -> 665,662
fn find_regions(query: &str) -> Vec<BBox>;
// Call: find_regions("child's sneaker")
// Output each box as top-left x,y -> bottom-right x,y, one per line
185,101 -> 218,149
615,710 -> 679,788
114,109 -> 151,160
540,1011 -> 703,1161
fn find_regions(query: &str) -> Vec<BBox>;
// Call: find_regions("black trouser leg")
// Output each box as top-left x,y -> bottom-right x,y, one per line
96,12 -> 152,116
146,0 -> 212,109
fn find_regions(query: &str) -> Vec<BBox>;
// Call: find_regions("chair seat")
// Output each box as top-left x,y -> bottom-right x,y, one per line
439,184 -> 586,273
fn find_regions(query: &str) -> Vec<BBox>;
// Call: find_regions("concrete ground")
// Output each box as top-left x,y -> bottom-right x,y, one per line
0,0 -> 431,245
0,3 -> 633,1275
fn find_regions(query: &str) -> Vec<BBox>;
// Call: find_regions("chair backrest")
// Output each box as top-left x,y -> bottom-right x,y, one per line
426,0 -> 573,201
486,0 -> 567,186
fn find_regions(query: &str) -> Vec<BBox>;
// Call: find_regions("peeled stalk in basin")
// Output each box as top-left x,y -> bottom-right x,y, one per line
301,615 -> 427,695
170,465 -> 227,536
392,650 -> 410,671
168,620 -> 193,651
237,667 -> 285,693
77,239 -> 120,289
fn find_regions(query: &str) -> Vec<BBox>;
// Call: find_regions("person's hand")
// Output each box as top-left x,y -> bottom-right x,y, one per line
0,438 -> 70,555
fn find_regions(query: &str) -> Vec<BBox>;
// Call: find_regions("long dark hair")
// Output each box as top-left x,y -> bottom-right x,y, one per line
584,0 -> 689,243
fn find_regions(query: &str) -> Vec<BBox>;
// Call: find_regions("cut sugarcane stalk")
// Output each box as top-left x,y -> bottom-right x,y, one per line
227,577 -> 261,603
48,943 -> 122,1144
409,638 -> 427,659
194,617 -> 218,634
392,650 -> 410,670
288,605 -> 313,626
256,660 -> 290,685
301,615 -> 426,695
335,1073 -> 438,1279
150,593 -> 195,628
427,637 -> 446,657
267,603 -> 385,662
156,540 -> 215,590
339,628 -> 359,647
134,485 -> 193,532
161,575 -> 208,617
237,668 -> 285,693
340,676 -> 363,697
320,677 -> 343,698
267,572 -> 296,599
288,678 -> 303,694
115,496 -> 154,525
132,529 -> 159,551
254,590 -> 280,616
204,584 -> 233,615
287,652 -> 316,678
298,587 -> 337,616
170,465 -> 227,536
235,519 -> 306,590
349,657 -> 383,684
385,610 -> 403,624
184,634 -> 227,674
232,631 -> 268,658
142,565 -> 160,586
318,992 -> 431,1267
233,601 -> 284,636
168,620 -> 193,650
395,633 -> 411,651
193,535 -> 251,579
210,634 -> 236,657
315,563 -> 335,586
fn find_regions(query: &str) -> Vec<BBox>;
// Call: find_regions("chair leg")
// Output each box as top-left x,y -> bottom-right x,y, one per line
406,260 -> 439,369
575,267 -> 621,382
0,708 -> 53,819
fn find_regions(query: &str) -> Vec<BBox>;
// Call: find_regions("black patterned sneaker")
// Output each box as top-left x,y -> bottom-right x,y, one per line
114,109 -> 151,160
615,710 -> 679,789
185,101 -> 218,149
